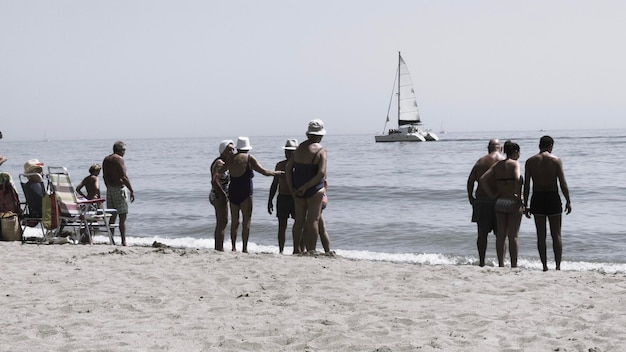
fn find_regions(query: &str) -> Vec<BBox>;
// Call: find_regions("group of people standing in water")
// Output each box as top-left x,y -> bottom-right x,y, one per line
209,119 -> 328,255
467,135 -> 572,271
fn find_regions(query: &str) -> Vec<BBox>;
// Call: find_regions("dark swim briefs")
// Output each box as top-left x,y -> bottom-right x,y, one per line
276,194 -> 295,219
471,197 -> 496,234
530,191 -> 562,216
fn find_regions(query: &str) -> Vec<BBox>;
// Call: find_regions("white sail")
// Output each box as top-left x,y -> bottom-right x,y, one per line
398,54 -> 421,126
374,52 -> 438,142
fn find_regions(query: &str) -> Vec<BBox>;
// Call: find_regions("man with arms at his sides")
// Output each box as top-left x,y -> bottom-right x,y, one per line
268,139 -> 298,254
467,138 -> 503,267
102,141 -> 135,246
524,135 -> 571,271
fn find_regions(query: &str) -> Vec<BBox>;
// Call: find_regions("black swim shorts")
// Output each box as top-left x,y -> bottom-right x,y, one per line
276,194 -> 295,219
530,191 -> 562,216
471,197 -> 497,234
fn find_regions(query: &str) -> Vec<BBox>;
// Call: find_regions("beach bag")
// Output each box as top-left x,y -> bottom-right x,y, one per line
42,192 -> 59,230
1,212 -> 21,241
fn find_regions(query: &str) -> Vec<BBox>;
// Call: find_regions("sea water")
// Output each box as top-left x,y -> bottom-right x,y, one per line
2,129 -> 625,273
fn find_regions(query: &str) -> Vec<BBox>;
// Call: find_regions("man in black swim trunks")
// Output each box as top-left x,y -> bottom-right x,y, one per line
524,135 -> 572,271
268,139 -> 298,254
467,138 -> 503,267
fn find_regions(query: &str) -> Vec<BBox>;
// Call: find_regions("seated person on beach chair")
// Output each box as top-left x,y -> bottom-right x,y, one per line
19,160 -> 47,235
0,172 -> 21,214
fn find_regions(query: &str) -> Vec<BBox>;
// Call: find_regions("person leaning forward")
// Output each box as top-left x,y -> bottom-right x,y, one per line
102,141 -> 135,246
467,138 -> 503,267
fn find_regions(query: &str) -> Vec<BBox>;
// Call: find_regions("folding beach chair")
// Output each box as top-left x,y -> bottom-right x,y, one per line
18,173 -> 48,241
47,166 -> 115,245
0,172 -> 23,241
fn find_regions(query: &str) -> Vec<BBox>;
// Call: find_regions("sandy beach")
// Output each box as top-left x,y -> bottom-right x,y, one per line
1,242 -> 624,352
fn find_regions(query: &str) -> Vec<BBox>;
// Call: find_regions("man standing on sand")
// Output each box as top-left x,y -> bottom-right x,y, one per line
102,141 -> 135,246
467,138 -> 503,267
524,135 -> 571,271
268,139 -> 298,254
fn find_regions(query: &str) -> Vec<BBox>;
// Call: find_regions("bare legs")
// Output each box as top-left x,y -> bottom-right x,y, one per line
476,226 -> 489,267
495,211 -> 522,268
534,214 -> 563,271
229,197 -> 253,253
277,217 -> 288,254
108,212 -> 127,246
318,213 -> 330,253
213,197 -> 228,251
292,190 -> 324,254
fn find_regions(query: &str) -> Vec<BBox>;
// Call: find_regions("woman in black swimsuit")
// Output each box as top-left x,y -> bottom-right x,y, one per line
479,141 -> 523,268
286,119 -> 327,254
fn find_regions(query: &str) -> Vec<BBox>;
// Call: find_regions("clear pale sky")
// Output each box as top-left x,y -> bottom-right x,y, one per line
1,0 -> 624,141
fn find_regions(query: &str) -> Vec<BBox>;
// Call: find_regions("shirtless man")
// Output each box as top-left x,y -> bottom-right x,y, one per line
220,137 -> 282,253
102,141 -> 135,246
467,138 -> 503,266
285,119 -> 327,254
524,135 -> 571,271
268,139 -> 298,254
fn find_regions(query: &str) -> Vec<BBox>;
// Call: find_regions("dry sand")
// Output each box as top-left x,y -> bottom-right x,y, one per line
1,242 -> 624,352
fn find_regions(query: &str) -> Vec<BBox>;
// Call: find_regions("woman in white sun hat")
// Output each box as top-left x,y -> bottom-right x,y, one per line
285,119 -> 327,254
219,136 -> 283,253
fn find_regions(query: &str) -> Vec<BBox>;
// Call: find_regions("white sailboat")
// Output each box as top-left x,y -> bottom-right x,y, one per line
375,52 -> 438,142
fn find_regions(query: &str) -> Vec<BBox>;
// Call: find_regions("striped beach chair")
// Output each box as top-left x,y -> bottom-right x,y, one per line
47,166 -> 115,244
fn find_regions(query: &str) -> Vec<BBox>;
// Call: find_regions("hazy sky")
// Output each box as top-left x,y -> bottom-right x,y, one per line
1,0 -> 625,140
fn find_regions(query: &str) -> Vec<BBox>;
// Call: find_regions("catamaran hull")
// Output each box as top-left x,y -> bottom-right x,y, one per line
423,131 -> 439,141
375,133 -> 426,142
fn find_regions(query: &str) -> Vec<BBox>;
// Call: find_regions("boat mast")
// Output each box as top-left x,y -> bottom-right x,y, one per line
397,51 -> 401,126
382,54 -> 399,134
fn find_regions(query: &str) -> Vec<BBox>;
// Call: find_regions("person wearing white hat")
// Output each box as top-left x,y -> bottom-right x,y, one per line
23,159 -> 45,183
285,119 -> 328,254
210,139 -> 235,251
268,139 -> 298,254
219,136 -> 283,253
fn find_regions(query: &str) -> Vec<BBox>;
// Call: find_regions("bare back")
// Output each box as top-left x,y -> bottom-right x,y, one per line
228,153 -> 251,178
293,140 -> 324,166
468,152 -> 502,198
525,152 -> 563,192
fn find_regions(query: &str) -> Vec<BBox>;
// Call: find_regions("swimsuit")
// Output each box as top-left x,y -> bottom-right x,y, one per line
530,191 -> 562,216
106,185 -> 129,214
209,157 -> 230,204
471,196 -> 497,234
292,148 -> 324,198
228,155 -> 254,205
494,198 -> 522,214
494,175 -> 523,213
276,194 -> 295,219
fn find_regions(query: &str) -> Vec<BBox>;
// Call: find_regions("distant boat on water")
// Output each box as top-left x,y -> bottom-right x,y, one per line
375,52 -> 438,143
